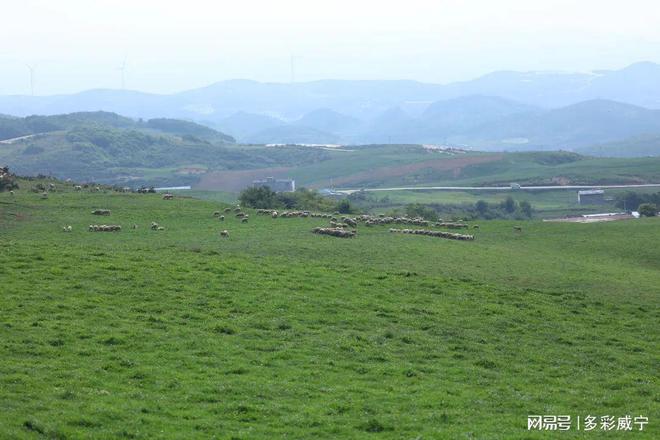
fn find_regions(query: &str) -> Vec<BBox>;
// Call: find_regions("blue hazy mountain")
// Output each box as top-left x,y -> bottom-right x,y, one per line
2,62 -> 660,153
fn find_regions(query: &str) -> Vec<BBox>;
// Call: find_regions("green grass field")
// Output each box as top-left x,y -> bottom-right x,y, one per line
282,149 -> 660,189
1,183 -> 658,439
360,187 -> 660,218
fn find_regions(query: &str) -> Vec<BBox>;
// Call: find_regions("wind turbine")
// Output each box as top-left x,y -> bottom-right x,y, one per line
290,55 -> 302,83
26,64 -> 36,96
118,56 -> 127,89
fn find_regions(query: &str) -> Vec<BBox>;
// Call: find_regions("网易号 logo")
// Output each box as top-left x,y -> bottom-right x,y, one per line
527,415 -> 648,431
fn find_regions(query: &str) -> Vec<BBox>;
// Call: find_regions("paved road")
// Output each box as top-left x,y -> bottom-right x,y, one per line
335,183 -> 660,194
0,133 -> 48,144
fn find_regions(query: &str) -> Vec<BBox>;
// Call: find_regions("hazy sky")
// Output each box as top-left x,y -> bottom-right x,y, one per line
2,0 -> 660,95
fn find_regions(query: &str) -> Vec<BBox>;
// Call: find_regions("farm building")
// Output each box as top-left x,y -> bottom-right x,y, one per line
577,189 -> 606,205
252,177 -> 295,192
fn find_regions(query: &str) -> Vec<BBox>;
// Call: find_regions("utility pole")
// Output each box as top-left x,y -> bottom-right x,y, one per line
290,55 -> 303,83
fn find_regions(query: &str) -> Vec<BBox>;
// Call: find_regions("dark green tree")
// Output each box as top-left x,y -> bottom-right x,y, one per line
519,200 -> 533,217
638,203 -> 657,217
405,203 -> 438,221
501,196 -> 517,213
475,200 -> 489,216
336,199 -> 353,214
239,186 -> 281,209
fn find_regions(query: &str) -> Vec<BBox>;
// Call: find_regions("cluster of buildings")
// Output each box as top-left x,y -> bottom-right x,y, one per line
577,189 -> 606,205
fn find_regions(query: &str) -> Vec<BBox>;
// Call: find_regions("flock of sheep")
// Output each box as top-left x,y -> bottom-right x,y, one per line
250,208 -> 480,241
36,184 -> 490,241
388,228 -> 474,240
312,227 -> 356,238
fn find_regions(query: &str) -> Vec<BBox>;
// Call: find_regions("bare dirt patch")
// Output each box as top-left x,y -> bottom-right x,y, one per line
327,154 -> 504,187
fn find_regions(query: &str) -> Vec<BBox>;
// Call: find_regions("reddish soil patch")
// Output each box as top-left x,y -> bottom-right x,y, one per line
196,167 -> 293,192
328,154 -> 504,187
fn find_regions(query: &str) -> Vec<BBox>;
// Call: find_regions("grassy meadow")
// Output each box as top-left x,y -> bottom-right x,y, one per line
1,182 -> 658,439
357,187 -> 660,218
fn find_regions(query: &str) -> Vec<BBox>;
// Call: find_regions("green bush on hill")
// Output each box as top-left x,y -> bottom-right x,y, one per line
239,186 -> 342,212
638,203 -> 658,217
405,203 -> 438,221
615,191 -> 660,211
388,199 -> 534,222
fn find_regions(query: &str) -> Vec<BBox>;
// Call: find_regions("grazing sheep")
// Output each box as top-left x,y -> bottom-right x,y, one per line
256,209 -> 278,215
150,222 -> 160,230
219,215 -> 225,221
388,228 -> 474,241
88,224 -> 122,232
312,227 -> 356,238
513,226 -> 522,232
91,209 -> 111,216
74,185 -> 82,191
162,193 -> 174,200
9,190 -> 14,196
220,230 -> 229,237
434,222 -> 468,229
157,226 -> 165,231
241,217 -> 248,223
271,211 -> 278,218
48,183 -> 56,191
132,224 -> 138,230
62,225 -> 72,232
224,207 -> 232,213
472,225 -> 480,229
212,211 -> 221,217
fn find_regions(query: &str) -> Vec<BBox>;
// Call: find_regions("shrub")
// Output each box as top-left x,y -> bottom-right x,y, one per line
405,203 -> 437,221
501,196 -> 517,213
519,200 -> 533,217
336,199 -> 353,214
638,203 -> 657,217
239,186 -> 339,212
239,186 -> 282,209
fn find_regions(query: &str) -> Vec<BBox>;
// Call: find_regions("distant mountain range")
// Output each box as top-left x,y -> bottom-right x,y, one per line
222,96 -> 660,155
2,62 -> 660,154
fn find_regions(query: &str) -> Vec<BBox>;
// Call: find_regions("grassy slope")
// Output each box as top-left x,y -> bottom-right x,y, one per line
5,136 -> 660,190
235,148 -> 660,189
317,153 -> 660,188
0,185 -> 658,439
